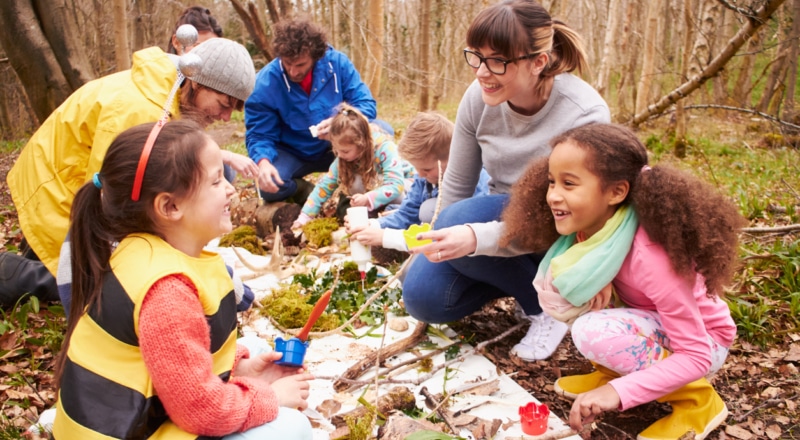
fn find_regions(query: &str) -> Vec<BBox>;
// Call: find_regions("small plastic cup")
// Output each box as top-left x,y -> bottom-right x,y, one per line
519,401 -> 549,436
274,336 -> 309,367
403,223 -> 432,249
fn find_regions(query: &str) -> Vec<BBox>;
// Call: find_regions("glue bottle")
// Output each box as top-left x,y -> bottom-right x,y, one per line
346,206 -> 371,279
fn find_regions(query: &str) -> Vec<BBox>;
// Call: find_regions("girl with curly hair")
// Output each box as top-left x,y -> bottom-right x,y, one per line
501,123 -> 744,439
292,104 -> 406,227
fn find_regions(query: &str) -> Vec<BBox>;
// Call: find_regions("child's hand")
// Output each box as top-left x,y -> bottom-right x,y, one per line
349,193 -> 370,207
271,373 -> 314,410
568,384 -> 620,431
351,225 -> 384,247
292,212 -> 312,230
235,351 -> 305,383
587,288 -> 612,311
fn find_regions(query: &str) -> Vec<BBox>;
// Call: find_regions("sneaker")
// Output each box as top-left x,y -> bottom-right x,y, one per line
27,407 -> 56,435
511,313 -> 568,360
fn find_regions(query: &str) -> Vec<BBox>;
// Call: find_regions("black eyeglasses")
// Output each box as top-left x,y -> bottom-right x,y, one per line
463,49 -> 539,75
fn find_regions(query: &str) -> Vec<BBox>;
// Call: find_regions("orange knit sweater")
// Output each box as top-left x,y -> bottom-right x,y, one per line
139,274 -> 279,436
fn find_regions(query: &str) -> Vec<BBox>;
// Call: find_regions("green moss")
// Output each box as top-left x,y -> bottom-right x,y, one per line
218,225 -> 265,256
259,284 -> 339,331
340,261 -> 363,282
345,410 -> 375,440
302,217 -> 340,248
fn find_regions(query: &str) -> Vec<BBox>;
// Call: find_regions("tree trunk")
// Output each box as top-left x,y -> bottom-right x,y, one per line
632,0 -> 789,126
616,0 -> 638,121
675,0 -> 695,158
635,0 -> 661,115
419,0 -> 431,110
112,0 -> 130,71
364,0 -> 384,97
32,0 -> 94,89
0,0 -> 75,123
783,0 -> 800,119
595,0 -> 621,96
732,30 -> 760,106
756,3 -> 791,114
229,0 -> 273,61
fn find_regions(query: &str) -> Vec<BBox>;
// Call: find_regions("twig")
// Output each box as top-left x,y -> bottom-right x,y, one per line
333,321 -> 429,392
431,159 -> 444,228
324,321 -> 528,389
734,393 -> 800,422
420,386 -> 457,433
740,224 -> 800,233
781,178 -> 800,200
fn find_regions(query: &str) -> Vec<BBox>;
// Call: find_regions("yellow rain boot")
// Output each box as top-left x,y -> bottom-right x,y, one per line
637,378 -> 728,440
554,363 -> 620,399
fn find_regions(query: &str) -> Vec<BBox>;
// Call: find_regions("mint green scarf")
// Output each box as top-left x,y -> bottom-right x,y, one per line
536,205 -> 639,307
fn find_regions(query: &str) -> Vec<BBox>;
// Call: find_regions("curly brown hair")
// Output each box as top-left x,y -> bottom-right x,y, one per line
501,123 -> 746,297
273,17 -> 328,61
330,104 -> 377,195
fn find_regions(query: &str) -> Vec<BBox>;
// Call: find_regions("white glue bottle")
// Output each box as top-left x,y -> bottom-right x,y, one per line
346,206 -> 372,280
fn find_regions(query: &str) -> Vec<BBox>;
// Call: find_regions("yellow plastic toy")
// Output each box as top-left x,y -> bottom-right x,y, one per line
403,223 -> 432,249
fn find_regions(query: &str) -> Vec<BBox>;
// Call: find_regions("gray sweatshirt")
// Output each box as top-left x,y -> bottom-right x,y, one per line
442,74 -> 611,256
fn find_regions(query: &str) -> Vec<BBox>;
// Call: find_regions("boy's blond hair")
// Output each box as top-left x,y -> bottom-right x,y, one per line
398,111 -> 453,161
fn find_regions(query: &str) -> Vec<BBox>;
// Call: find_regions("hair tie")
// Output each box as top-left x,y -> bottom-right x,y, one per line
341,109 -> 351,116
92,172 -> 102,189
641,165 -> 652,173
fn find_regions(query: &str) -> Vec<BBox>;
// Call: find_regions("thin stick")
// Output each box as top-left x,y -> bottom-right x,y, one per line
255,180 -> 264,206
431,159 -> 444,228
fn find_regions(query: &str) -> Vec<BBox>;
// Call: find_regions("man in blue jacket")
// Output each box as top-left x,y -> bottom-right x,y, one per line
245,18 -> 386,204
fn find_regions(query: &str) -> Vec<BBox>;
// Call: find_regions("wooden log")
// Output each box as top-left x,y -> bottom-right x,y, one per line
333,321 -> 428,392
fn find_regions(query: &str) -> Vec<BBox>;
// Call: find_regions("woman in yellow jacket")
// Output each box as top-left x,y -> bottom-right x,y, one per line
2,38 -> 257,306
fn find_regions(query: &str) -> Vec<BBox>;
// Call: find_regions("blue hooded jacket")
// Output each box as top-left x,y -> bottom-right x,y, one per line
245,46 -> 377,164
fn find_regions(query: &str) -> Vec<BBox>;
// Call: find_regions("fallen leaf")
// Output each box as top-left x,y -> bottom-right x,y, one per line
761,386 -> 782,399
765,424 -> 782,440
725,424 -> 754,439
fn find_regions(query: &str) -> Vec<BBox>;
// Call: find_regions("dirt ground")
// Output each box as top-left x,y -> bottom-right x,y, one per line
1,142 -> 798,439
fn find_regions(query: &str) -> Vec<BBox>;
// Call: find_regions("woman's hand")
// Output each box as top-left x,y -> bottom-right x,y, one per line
222,151 -> 259,179
351,225 -> 385,247
349,193 -> 370,207
568,384 -> 620,431
408,225 -> 477,262
257,160 -> 283,193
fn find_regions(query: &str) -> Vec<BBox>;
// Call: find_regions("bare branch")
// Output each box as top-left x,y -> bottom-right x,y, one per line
716,0 -> 755,16
632,0 -> 788,127
651,104 -> 800,130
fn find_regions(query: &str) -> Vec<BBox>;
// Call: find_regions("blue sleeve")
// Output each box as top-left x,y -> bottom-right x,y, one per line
378,177 -> 430,230
245,64 -> 281,164
334,52 -> 377,120
473,168 -> 491,196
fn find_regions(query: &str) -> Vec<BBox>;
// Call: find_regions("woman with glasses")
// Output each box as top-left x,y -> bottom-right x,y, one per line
404,0 -> 610,361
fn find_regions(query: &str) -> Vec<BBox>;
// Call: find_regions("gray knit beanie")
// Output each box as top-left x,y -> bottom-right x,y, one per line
189,38 -> 255,102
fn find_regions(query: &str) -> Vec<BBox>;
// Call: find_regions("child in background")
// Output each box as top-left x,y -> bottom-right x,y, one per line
347,111 -> 489,251
292,104 -> 406,228
54,121 -> 313,439
501,123 -> 743,440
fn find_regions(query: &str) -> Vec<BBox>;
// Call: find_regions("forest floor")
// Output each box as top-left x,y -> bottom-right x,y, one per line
0,121 -> 798,439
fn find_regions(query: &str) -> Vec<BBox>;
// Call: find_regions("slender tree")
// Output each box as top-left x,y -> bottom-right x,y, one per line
112,0 -> 130,71
419,0 -> 432,110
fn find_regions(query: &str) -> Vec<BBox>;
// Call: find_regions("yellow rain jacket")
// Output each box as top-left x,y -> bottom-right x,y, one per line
7,47 -> 181,275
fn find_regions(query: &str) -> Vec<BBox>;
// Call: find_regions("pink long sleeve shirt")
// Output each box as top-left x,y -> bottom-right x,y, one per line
608,227 -> 736,410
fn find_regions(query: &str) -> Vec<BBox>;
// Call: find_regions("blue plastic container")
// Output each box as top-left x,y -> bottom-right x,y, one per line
274,336 -> 309,367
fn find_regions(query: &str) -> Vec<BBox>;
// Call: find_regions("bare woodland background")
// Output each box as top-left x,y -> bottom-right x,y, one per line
0,0 -> 798,142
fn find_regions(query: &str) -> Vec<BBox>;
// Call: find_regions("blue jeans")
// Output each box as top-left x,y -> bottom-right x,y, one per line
262,146 -> 335,202
402,194 -> 543,323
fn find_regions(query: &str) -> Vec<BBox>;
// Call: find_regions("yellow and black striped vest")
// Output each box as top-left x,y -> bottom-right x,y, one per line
53,234 -> 238,440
